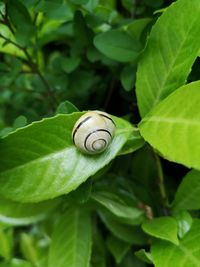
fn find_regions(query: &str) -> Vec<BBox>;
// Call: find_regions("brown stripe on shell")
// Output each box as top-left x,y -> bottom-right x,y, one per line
72,116 -> 92,144
98,113 -> 116,126
84,129 -> 111,152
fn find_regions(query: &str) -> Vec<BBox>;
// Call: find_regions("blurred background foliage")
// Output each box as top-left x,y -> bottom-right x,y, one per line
0,0 -> 174,134
0,1 -> 183,266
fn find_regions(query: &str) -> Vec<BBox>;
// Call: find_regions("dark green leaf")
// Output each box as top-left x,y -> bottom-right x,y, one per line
99,211 -> 147,244
106,235 -> 130,264
120,65 -> 136,92
93,191 -> 145,225
56,101 -> 79,115
94,29 -> 141,62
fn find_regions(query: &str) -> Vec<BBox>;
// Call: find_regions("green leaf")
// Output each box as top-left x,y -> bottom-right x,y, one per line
106,235 -> 130,264
125,18 -> 152,44
0,112 -> 133,202
136,0 -> 200,117
92,191 -> 145,225
0,26 -> 24,58
13,116 -> 27,130
142,217 -> 179,245
49,208 -> 92,267
35,1 -> 74,21
119,252 -> 147,267
10,258 -> 32,267
151,219 -> 200,267
56,101 -> 79,115
143,0 -> 163,8
0,195 -> 60,226
70,0 -> 89,4
135,249 -> 153,264
61,57 -> 81,73
99,211 -> 147,245
91,227 -> 106,267
7,0 -> 34,45
139,81 -> 200,170
74,11 -> 93,47
20,233 -> 38,265
7,0 -> 32,27
174,210 -> 193,239
173,170 -> 200,210
0,228 -> 13,260
120,65 -> 136,92
118,127 -> 145,155
94,29 -> 141,62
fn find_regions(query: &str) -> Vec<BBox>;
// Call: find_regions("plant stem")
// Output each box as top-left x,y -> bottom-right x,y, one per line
0,33 -> 58,108
154,152 -> 169,210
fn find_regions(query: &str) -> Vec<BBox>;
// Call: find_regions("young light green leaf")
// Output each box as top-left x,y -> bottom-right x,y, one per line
142,217 -> 179,245
0,112 -> 133,202
118,128 -> 145,155
151,219 -> 200,267
106,235 -> 130,264
135,249 -> 153,264
10,258 -> 32,267
136,0 -> 200,117
94,30 -> 141,62
0,195 -> 60,226
139,81 -> 200,170
49,208 -> 92,267
0,26 -> 24,58
173,170 -> 200,210
20,233 -> 38,265
0,228 -> 13,260
92,191 -> 145,225
174,210 -> 193,239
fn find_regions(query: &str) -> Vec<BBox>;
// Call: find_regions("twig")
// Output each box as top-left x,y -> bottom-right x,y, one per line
0,33 -> 58,108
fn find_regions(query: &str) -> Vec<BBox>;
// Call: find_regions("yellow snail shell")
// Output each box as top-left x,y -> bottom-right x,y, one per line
72,111 -> 116,154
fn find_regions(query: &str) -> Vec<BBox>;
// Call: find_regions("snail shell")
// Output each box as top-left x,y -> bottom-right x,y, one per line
72,111 -> 116,154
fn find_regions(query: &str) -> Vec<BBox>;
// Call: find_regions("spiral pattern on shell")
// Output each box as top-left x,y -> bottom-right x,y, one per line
72,111 -> 116,154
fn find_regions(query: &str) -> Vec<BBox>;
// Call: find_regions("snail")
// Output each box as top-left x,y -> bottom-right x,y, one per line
72,111 -> 116,154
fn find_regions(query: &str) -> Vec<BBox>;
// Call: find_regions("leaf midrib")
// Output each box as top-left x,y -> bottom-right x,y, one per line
0,127 -> 131,174
142,116 -> 200,126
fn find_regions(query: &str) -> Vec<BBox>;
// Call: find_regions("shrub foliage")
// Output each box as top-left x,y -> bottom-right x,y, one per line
0,0 -> 200,266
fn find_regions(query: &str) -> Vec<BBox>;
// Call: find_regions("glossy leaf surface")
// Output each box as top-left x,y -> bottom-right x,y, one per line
139,82 -> 200,170
136,0 -> 200,116
0,113 -> 133,202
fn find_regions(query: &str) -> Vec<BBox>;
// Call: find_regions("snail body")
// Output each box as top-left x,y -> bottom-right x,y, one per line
72,111 -> 116,154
